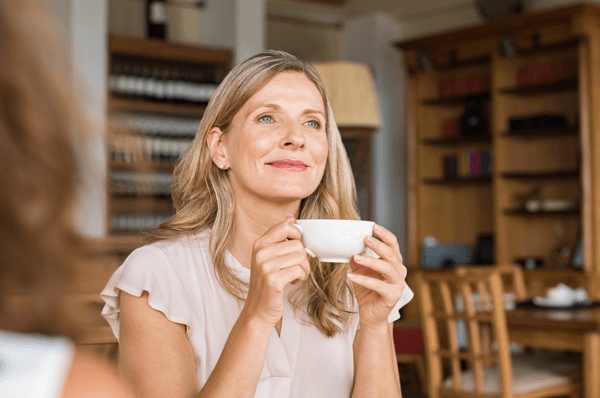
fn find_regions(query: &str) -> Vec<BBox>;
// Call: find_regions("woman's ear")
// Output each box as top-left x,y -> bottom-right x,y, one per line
206,127 -> 228,169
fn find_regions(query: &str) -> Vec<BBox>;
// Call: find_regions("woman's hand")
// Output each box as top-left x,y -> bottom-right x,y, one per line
347,224 -> 407,331
242,215 -> 311,327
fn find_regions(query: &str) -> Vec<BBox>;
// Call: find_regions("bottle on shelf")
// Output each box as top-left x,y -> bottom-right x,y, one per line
109,56 -> 122,94
152,63 -> 165,102
163,62 -> 175,103
141,61 -> 154,101
147,0 -> 167,40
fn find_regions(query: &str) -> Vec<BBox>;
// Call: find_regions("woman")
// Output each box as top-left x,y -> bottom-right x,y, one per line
101,50 -> 412,397
0,0 -> 131,396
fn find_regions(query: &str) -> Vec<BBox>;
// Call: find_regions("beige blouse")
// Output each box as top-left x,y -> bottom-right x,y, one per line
101,229 -> 413,398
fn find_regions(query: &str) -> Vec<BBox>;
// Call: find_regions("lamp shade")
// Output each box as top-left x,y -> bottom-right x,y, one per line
312,61 -> 381,129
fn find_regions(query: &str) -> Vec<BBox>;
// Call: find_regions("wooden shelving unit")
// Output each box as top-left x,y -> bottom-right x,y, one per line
108,97 -> 207,117
109,160 -> 175,171
106,35 -> 232,240
421,92 -> 490,106
502,125 -> 579,138
422,134 -> 492,146
499,77 -> 578,95
396,3 -> 600,317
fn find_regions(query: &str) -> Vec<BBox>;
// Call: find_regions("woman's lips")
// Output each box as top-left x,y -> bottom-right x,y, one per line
268,160 -> 308,172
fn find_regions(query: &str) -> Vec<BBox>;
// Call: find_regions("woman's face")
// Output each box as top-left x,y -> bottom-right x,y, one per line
217,72 -> 328,204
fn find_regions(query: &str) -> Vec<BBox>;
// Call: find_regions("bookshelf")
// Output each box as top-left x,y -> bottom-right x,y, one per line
106,35 -> 232,237
395,4 -> 600,313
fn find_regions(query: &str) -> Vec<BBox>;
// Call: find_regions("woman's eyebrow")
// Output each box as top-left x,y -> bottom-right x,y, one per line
301,109 -> 325,117
254,103 -> 282,111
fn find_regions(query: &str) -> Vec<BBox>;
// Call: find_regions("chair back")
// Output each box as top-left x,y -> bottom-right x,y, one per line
417,266 -> 513,398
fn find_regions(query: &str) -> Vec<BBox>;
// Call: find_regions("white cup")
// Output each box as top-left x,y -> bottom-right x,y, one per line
546,283 -> 575,304
293,219 -> 375,263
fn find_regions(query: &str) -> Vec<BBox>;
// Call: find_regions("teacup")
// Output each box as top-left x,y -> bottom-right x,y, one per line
293,219 -> 375,263
546,283 -> 575,304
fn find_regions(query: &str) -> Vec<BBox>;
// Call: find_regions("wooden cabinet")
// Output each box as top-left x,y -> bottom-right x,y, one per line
395,4 -> 600,311
106,35 -> 231,237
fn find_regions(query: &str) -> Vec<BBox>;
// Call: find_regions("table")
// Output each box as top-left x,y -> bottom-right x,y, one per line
506,306 -> 600,398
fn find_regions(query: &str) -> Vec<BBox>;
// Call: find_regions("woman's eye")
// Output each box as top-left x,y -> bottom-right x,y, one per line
305,120 -> 322,129
258,115 -> 274,123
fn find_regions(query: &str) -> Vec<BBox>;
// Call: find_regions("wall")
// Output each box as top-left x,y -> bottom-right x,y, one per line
71,0 -> 109,236
340,13 -> 407,257
267,19 -> 341,62
46,0 -> 108,236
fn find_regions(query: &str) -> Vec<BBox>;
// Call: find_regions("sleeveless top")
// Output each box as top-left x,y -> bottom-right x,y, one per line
101,229 -> 413,398
0,329 -> 74,398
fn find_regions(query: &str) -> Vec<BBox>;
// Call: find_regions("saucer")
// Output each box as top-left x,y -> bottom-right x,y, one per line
532,297 -> 574,308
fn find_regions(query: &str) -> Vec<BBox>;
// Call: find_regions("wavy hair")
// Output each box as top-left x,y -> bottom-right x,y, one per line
148,51 -> 360,337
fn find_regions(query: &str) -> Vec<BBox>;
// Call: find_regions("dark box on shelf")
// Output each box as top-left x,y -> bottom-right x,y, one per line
509,114 -> 567,131
422,244 -> 473,268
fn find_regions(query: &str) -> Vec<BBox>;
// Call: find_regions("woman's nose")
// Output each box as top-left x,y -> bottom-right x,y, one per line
281,122 -> 305,148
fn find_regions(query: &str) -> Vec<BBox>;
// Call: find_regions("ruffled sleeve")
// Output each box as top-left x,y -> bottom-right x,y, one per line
101,245 -> 193,340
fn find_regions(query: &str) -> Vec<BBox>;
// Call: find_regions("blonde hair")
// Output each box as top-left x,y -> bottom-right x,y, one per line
148,50 -> 359,336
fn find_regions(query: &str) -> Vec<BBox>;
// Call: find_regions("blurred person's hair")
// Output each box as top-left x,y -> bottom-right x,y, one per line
147,50 -> 360,337
0,0 -> 90,338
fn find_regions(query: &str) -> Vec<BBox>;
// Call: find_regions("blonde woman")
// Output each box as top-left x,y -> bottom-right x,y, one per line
101,50 -> 412,398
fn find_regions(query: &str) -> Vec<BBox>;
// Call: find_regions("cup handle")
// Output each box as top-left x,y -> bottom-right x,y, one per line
291,223 -> 317,258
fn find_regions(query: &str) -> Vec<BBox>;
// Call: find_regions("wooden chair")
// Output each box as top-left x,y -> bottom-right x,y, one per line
416,266 -> 580,398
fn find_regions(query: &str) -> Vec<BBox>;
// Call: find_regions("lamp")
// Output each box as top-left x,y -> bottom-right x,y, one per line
312,61 -> 381,129
312,61 -> 381,221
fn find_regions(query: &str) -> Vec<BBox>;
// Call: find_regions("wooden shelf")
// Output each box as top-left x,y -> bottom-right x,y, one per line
430,56 -> 491,71
422,176 -> 492,185
503,208 -> 580,216
421,92 -> 490,106
502,125 -> 579,138
511,37 -> 584,57
499,77 -> 578,96
109,35 -> 232,66
108,97 -> 206,117
110,196 -> 174,214
109,161 -> 175,171
422,134 -> 492,146
501,170 -> 580,179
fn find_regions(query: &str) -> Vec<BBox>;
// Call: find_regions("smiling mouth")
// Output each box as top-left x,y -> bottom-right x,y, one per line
267,160 -> 308,172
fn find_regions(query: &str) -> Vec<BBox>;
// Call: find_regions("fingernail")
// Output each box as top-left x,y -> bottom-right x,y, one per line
354,254 -> 363,262
347,273 -> 357,280
365,235 -> 371,242
286,214 -> 296,222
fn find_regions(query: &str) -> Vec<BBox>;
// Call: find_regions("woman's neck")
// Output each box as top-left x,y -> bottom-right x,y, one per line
228,197 -> 300,269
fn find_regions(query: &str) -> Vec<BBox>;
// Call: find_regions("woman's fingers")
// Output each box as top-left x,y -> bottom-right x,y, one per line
258,219 -> 302,246
347,272 -> 395,299
372,224 -> 401,258
276,250 -> 310,279
279,264 -> 309,287
353,254 -> 400,283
